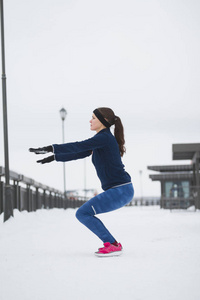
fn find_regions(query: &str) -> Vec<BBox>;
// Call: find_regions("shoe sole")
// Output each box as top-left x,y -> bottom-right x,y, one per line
94,250 -> 123,257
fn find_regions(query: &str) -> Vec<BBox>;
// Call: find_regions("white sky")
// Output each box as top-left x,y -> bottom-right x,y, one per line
0,0 -> 200,196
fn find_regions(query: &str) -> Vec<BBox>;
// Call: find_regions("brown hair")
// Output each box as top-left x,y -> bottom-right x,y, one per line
97,107 -> 126,157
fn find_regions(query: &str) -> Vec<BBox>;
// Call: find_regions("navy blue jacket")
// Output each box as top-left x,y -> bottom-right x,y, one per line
53,128 -> 131,191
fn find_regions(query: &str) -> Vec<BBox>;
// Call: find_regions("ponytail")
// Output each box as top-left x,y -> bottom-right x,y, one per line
97,107 -> 126,157
114,116 -> 126,157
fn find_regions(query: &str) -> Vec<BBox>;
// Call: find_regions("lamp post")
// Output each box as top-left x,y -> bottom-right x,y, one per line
59,108 -> 67,196
84,158 -> 87,198
1,0 -> 13,221
139,170 -> 143,204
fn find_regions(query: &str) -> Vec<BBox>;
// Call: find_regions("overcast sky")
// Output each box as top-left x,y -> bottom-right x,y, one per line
0,0 -> 200,197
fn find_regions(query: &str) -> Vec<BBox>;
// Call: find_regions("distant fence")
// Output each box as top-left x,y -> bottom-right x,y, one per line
0,166 -> 87,216
128,197 -> 160,206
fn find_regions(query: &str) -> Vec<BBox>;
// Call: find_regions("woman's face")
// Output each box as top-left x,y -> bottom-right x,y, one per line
90,113 -> 106,132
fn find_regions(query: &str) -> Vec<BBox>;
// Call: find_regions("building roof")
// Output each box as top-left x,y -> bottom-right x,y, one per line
173,143 -> 200,160
149,172 -> 193,181
147,165 -> 193,172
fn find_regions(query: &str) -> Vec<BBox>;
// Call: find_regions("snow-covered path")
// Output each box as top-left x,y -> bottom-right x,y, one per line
0,206 -> 200,300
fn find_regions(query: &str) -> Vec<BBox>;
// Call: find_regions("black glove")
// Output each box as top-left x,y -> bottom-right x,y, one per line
29,145 -> 53,154
37,155 -> 55,164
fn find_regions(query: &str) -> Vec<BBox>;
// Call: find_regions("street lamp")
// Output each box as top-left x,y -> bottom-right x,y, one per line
59,108 -> 67,196
139,170 -> 143,204
1,0 -> 13,221
84,158 -> 87,198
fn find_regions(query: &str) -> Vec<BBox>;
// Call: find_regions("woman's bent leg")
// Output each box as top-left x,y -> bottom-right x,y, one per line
76,183 -> 134,243
76,204 -> 116,243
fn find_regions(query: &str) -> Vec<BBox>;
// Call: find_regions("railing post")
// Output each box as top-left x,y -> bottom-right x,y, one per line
35,187 -> 40,210
32,189 -> 36,212
13,180 -> 20,210
49,192 -> 52,209
43,190 -> 46,209
26,185 -> 32,212
0,180 -> 4,214
52,192 -> 55,208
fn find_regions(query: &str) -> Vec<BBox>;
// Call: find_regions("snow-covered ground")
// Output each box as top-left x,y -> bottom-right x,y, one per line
0,206 -> 200,300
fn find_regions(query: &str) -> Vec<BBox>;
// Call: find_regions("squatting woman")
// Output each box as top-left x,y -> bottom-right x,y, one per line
29,107 -> 134,256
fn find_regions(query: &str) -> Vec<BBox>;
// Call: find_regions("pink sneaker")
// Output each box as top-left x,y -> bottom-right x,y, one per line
95,242 -> 123,257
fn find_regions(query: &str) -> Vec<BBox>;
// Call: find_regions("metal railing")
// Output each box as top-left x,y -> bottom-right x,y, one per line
0,166 -> 87,217
3,166 -> 197,219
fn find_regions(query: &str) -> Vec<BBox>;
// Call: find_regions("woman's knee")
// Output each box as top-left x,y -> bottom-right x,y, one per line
76,205 -> 91,222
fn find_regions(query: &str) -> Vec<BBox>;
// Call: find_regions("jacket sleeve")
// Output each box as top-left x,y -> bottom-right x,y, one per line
53,133 -> 107,155
55,150 -> 92,162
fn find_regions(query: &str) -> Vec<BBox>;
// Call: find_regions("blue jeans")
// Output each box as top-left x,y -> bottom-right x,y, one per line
76,183 -> 134,243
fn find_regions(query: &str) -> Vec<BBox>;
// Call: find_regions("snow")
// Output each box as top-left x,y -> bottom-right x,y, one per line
0,206 -> 200,300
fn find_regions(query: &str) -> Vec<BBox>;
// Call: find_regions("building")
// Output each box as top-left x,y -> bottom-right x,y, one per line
148,143 -> 200,210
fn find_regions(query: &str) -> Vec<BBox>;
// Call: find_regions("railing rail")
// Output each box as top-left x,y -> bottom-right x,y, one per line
0,166 -> 62,193
0,166 -> 88,218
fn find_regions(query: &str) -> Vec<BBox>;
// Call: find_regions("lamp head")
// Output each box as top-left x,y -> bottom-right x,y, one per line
59,108 -> 67,121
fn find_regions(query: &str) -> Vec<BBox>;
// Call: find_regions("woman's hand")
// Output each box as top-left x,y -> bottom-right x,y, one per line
37,155 -> 55,164
29,146 -> 53,154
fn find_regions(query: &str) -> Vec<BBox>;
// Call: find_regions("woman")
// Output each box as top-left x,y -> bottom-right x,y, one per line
29,107 -> 134,257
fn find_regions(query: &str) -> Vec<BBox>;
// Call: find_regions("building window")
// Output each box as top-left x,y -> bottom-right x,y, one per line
165,181 -> 190,198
